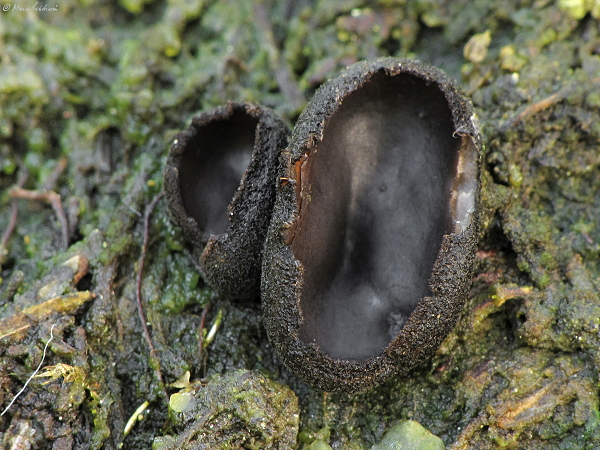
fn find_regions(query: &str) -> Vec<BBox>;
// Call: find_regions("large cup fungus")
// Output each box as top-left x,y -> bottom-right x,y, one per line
261,58 -> 481,392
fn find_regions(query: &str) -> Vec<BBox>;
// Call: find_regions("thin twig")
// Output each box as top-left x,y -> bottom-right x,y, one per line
197,303 -> 211,362
501,77 -> 600,131
41,156 -> 68,192
502,89 -> 566,130
9,186 -> 69,250
135,191 -> 168,403
0,200 -> 19,266
1,324 -> 56,416
0,170 -> 28,267
0,324 -> 31,341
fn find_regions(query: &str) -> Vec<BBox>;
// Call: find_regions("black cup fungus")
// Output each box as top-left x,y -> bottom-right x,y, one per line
261,58 -> 482,393
164,102 -> 290,300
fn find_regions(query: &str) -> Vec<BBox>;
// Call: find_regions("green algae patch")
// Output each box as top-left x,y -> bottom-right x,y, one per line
304,439 -> 334,450
372,420 -> 445,450
299,426 -> 335,449
143,210 -> 212,314
159,370 -> 299,450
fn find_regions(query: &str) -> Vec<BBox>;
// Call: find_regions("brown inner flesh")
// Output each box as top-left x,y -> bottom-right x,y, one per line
178,111 -> 258,237
292,72 -> 461,360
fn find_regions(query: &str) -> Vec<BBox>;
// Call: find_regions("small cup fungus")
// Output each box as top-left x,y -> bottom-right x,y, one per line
164,102 -> 290,299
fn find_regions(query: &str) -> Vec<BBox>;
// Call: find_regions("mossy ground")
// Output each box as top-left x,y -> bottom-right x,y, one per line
0,0 -> 599,449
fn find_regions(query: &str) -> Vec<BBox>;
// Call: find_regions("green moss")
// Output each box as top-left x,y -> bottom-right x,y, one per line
508,163 -> 523,188
151,258 -> 212,314
41,26 -> 102,75
119,0 -> 152,15
162,370 -> 299,449
299,427 -> 332,448
558,0 -> 590,19
0,65 -> 49,138
305,440 -> 334,450
371,421 -> 445,450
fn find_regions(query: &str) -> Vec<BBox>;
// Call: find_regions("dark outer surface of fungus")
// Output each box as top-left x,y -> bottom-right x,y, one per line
261,58 -> 482,393
164,102 -> 290,300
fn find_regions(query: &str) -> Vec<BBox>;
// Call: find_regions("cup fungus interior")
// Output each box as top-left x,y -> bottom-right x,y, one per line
178,111 -> 258,237
293,71 -> 470,360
